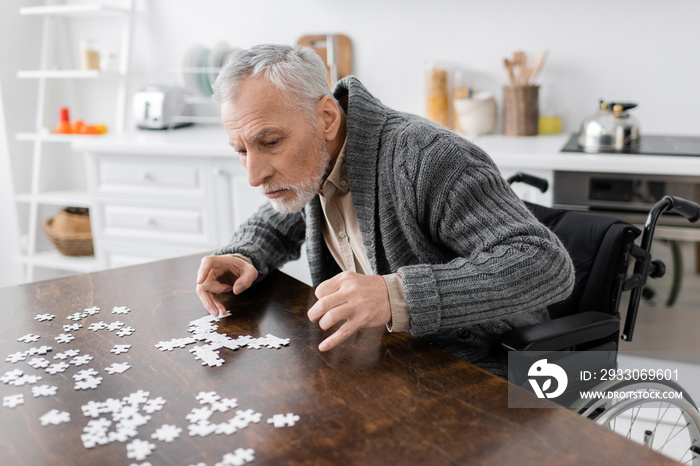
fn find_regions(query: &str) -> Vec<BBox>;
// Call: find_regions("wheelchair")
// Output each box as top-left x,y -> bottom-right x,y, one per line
502,172 -> 700,465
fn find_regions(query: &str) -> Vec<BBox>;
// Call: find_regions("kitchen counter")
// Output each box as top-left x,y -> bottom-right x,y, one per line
472,133 -> 700,176
74,127 -> 700,176
72,125 -> 233,157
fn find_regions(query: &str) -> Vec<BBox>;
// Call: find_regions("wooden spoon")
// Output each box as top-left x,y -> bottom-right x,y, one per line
503,59 -> 517,86
530,50 -> 548,84
513,51 -> 528,84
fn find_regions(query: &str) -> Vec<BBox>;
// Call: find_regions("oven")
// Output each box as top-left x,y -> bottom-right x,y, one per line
552,171 -> 700,242
555,134 -> 700,321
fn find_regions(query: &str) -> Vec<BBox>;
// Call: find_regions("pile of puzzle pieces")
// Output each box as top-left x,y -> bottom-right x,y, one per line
155,312 -> 291,367
2,305 -> 300,465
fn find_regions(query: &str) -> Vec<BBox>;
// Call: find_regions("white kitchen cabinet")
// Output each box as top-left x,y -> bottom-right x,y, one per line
76,127 -> 312,284
85,150 -> 238,269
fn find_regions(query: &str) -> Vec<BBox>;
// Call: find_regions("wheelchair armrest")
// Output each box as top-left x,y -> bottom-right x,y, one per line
500,311 -> 620,352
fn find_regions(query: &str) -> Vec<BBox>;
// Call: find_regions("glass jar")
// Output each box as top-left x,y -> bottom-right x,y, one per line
425,62 -> 451,128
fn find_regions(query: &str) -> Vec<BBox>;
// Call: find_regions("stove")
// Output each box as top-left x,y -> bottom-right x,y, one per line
553,133 -> 700,239
560,133 -> 700,157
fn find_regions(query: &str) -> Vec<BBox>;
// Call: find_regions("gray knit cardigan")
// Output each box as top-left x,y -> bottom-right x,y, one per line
216,76 -> 575,377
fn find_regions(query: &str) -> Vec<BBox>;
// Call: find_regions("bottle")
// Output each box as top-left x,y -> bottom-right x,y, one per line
55,107 -> 72,134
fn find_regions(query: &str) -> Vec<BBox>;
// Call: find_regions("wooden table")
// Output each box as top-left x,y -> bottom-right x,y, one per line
0,254 -> 676,465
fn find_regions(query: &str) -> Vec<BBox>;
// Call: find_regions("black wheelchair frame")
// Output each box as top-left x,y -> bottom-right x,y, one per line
502,172 -> 700,463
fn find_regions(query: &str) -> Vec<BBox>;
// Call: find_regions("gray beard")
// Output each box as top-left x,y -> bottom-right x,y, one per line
266,146 -> 331,214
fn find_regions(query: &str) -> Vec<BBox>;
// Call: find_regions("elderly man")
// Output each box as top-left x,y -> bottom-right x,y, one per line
196,44 -> 574,377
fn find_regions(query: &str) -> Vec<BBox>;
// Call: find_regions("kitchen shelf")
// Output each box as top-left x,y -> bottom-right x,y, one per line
20,4 -> 129,17
16,250 -> 101,274
15,190 -> 91,208
17,69 -> 103,79
16,132 -> 110,143
11,0 -> 135,283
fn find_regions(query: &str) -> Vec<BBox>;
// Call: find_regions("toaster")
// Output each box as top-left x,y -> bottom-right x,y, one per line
132,85 -> 189,130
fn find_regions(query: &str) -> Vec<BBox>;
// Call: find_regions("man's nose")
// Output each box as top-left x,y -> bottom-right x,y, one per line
246,153 -> 273,187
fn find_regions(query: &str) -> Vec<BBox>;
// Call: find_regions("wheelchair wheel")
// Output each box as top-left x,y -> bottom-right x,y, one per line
571,380 -> 700,464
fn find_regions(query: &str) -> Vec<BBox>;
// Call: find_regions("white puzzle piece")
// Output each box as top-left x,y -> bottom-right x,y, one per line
40,409 -> 70,425
45,362 -> 70,375
110,344 -> 132,355
267,413 -> 300,428
3,393 -> 24,408
32,384 -> 58,397
83,306 -> 101,317
1,369 -> 24,384
74,377 -> 103,390
34,313 -> 55,322
74,368 -> 100,381
221,448 -> 255,466
70,354 -> 94,366
105,363 -> 131,375
55,333 -> 75,344
151,424 -> 182,443
126,439 -> 155,461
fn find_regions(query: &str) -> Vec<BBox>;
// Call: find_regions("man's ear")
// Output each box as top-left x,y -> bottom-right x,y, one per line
318,95 -> 342,141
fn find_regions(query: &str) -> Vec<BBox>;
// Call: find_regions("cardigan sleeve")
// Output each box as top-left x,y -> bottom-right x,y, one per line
214,202 -> 306,282
396,147 -> 575,338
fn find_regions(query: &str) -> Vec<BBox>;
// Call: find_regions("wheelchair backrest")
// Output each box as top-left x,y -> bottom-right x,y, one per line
525,202 -> 641,320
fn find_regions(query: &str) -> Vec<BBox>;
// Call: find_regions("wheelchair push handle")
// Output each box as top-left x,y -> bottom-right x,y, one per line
653,195 -> 700,224
506,172 -> 549,193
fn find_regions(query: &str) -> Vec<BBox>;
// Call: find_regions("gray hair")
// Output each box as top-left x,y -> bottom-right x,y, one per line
213,44 -> 334,120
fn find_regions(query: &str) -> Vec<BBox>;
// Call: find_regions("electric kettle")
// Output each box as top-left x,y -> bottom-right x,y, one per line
578,100 -> 640,152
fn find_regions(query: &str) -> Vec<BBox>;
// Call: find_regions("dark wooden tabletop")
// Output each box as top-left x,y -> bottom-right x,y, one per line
0,254 -> 676,465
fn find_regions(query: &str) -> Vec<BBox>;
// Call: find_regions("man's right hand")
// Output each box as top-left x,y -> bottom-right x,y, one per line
196,255 -> 258,317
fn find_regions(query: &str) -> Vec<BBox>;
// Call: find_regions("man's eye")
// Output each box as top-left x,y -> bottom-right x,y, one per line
264,140 -> 278,148
236,149 -> 247,156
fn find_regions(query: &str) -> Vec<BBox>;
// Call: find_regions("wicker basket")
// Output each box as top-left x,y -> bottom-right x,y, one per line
43,207 -> 94,257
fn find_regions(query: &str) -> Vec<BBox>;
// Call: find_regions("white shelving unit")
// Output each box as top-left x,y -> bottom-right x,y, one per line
13,0 -> 135,282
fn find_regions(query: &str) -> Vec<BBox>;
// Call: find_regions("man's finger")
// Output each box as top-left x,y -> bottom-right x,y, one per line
196,285 -> 219,317
318,302 -> 352,331
197,256 -> 216,284
199,275 -> 233,294
314,273 -> 343,299
319,320 -> 357,352
211,291 -> 227,317
232,265 -> 256,294
308,290 -> 348,323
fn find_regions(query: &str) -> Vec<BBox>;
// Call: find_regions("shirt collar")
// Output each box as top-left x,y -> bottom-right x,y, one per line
321,136 -> 350,196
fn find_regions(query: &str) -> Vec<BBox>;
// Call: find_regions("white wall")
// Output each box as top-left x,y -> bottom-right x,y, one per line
121,0 -> 700,134
1,0 -> 700,286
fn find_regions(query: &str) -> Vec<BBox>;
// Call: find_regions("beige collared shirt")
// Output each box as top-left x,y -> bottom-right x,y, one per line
318,140 -> 411,333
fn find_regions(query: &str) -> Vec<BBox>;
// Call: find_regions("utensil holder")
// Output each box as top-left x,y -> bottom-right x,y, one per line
502,85 -> 539,136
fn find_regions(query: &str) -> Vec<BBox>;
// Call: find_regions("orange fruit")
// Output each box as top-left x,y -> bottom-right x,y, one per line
71,120 -> 85,134
80,125 -> 100,135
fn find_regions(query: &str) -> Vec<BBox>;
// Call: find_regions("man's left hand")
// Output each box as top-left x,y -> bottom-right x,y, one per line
307,271 -> 392,352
